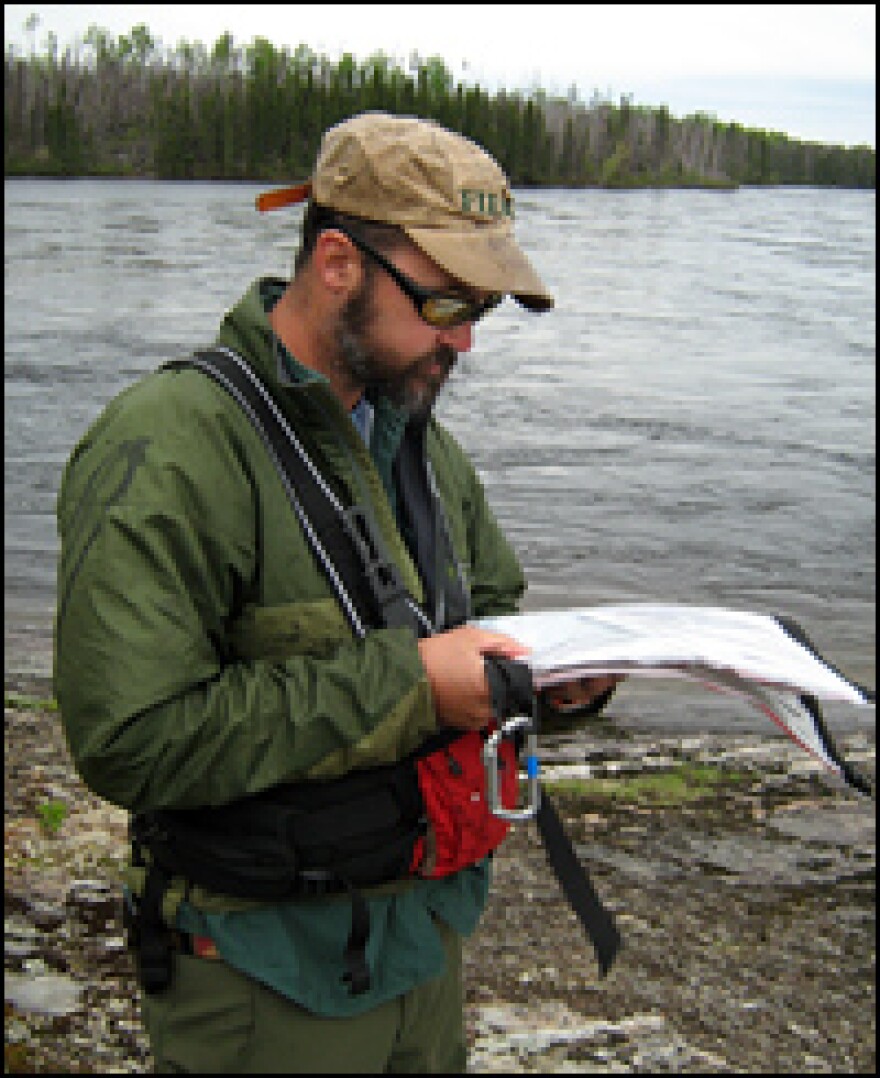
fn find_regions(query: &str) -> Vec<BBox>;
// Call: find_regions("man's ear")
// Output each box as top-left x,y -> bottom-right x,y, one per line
313,229 -> 362,298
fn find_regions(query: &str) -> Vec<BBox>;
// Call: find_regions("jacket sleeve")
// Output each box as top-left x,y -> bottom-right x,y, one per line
54,378 -> 437,814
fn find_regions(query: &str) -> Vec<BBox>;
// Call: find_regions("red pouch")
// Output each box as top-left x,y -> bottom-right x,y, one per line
410,726 -> 519,878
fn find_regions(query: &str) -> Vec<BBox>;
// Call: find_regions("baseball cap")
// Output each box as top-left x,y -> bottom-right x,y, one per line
256,112 -> 554,312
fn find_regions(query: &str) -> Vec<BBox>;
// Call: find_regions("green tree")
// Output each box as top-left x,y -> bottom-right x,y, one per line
3,20 -> 875,188
129,23 -> 158,65
44,79 -> 85,173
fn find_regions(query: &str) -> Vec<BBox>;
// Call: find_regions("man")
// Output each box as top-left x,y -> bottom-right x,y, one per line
55,112 -> 616,1073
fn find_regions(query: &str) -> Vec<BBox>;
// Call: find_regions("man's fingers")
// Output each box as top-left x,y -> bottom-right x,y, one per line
545,674 -> 623,708
417,627 -> 530,731
473,630 -> 531,660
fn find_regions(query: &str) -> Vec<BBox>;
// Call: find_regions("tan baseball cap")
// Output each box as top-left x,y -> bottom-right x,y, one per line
256,112 -> 554,312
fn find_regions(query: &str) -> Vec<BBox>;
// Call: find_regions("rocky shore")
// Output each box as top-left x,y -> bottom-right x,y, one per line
5,686 -> 875,1074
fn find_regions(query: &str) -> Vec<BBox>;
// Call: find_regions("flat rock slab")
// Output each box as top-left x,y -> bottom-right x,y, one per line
5,971 -> 84,1018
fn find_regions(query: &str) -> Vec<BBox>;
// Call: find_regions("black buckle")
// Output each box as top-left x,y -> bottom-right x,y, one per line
297,869 -> 336,897
341,506 -> 409,612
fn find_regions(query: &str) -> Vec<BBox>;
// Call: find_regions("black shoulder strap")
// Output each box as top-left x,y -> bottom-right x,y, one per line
165,347 -> 431,639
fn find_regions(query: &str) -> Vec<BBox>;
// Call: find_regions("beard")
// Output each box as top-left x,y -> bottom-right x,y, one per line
333,282 -> 458,420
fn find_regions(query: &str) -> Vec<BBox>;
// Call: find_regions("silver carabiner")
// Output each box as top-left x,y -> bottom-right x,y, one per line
483,714 -> 541,822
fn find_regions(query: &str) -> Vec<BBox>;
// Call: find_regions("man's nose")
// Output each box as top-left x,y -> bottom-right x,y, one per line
437,321 -> 473,353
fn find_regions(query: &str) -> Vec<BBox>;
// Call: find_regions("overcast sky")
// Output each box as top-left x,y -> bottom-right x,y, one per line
4,4 -> 876,147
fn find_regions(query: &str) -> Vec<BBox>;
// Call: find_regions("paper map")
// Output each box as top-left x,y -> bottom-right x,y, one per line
475,605 -> 874,793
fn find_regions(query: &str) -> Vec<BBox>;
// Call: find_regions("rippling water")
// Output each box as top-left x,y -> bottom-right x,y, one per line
4,179 -> 875,730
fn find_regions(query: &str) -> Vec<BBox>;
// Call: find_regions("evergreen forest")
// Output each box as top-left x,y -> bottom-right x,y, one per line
4,23 -> 875,189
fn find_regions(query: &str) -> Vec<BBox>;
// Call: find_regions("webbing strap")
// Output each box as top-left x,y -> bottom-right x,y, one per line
136,862 -> 176,995
774,615 -> 873,797
535,787 -> 622,976
166,348 -> 430,639
485,657 -> 622,973
341,884 -> 372,996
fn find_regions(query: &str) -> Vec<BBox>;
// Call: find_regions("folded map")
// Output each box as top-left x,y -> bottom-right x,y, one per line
475,604 -> 874,794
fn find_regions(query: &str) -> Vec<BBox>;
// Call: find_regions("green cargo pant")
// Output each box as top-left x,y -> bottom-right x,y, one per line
140,919 -> 467,1073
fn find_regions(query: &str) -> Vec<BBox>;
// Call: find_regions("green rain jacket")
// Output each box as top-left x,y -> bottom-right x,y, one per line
54,278 -> 526,1015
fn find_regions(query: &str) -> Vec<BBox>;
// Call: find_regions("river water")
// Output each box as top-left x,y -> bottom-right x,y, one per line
4,179 -> 875,734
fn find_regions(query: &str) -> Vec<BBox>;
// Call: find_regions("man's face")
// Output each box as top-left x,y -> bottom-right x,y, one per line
331,241 -> 475,420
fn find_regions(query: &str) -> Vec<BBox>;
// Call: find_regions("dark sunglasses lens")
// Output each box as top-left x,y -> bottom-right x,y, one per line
422,296 -> 473,328
422,294 -> 502,328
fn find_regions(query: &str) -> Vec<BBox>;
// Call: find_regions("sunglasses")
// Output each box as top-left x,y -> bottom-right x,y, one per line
334,225 -> 502,329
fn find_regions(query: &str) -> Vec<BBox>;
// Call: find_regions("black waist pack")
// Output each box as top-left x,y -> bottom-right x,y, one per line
132,743 -> 439,902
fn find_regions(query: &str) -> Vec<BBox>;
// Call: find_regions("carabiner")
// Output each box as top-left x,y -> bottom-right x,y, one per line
483,714 -> 541,822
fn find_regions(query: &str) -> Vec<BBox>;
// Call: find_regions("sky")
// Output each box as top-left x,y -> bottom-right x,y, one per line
4,4 -> 876,148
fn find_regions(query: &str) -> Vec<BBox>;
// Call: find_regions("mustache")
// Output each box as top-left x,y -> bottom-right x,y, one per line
347,342 -> 459,398
414,344 -> 458,381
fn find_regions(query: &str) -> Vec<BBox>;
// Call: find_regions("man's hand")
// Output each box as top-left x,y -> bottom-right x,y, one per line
543,675 -> 624,712
417,626 -> 529,732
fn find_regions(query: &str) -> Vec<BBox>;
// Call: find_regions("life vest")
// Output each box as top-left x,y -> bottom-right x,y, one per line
128,347 -> 529,996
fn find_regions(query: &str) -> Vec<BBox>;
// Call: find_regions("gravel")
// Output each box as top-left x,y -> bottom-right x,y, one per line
5,690 -> 875,1073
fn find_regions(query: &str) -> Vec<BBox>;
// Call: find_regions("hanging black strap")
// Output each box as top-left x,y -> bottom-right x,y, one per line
774,614 -> 873,797
535,788 -> 622,976
798,693 -> 874,798
135,862 -> 176,995
340,883 -> 373,996
487,656 -> 623,976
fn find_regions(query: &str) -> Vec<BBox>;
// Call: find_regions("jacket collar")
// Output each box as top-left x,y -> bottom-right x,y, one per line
213,277 -> 414,483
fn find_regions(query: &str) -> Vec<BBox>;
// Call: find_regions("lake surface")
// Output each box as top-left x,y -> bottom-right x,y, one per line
4,179 -> 875,734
